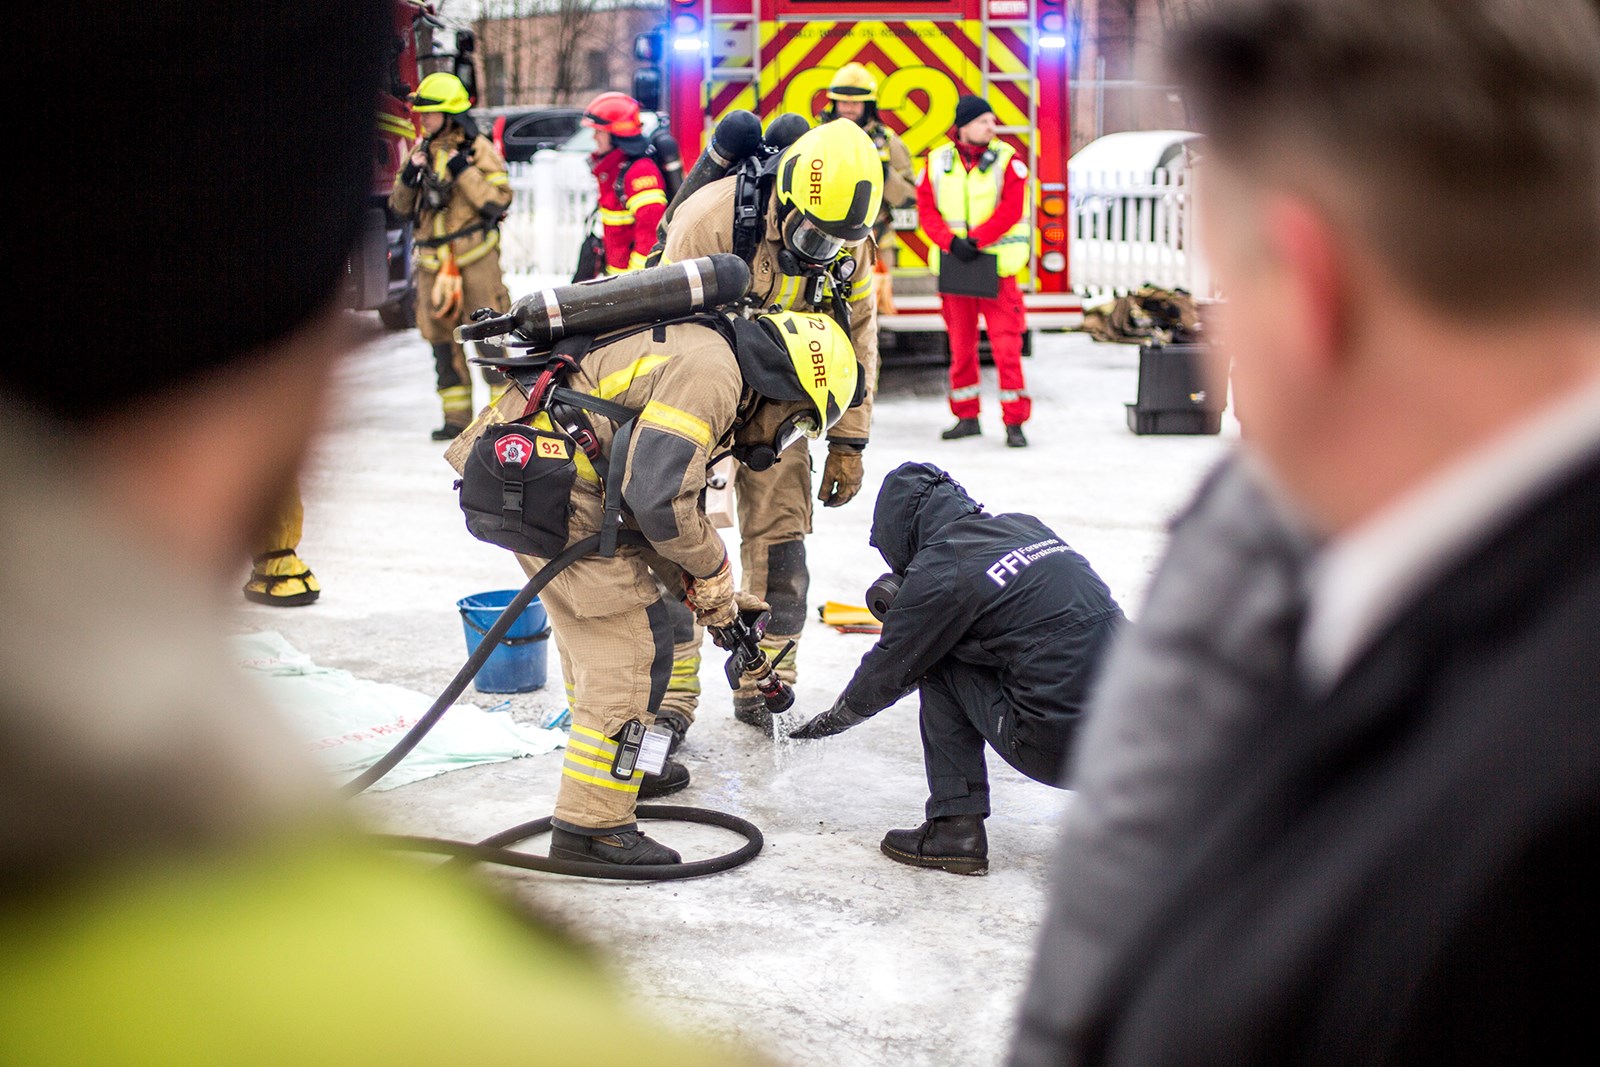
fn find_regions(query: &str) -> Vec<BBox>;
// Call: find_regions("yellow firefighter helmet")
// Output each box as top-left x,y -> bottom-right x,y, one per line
410,72 -> 472,115
827,63 -> 878,102
735,311 -> 862,440
773,120 -> 884,258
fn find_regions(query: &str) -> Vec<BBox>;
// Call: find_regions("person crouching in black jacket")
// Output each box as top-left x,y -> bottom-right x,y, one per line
790,462 -> 1125,874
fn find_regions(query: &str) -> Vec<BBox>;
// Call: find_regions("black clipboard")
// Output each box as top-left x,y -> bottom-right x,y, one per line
938,251 -> 1000,298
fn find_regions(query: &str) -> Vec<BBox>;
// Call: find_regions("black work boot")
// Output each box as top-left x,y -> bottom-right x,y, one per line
880,814 -> 989,875
431,421 -> 468,442
1005,424 -> 1029,448
733,692 -> 775,736
941,417 -> 981,440
639,757 -> 690,799
549,828 -> 682,866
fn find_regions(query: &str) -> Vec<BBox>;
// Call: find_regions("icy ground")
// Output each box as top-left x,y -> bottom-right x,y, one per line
241,309 -> 1238,1066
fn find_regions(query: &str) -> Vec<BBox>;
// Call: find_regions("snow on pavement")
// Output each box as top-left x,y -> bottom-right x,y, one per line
242,315 -> 1238,1066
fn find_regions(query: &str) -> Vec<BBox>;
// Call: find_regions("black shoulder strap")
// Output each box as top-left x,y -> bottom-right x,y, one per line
598,417 -> 636,557
731,155 -> 774,266
547,386 -> 638,426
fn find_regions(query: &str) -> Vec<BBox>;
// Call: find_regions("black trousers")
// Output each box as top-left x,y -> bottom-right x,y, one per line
919,659 -> 1073,819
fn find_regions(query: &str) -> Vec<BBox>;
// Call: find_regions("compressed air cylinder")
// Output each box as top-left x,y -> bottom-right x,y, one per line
502,254 -> 751,347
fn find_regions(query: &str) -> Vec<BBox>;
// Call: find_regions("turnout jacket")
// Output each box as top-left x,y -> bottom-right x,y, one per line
455,322 -> 746,580
388,125 -> 512,274
661,176 -> 878,445
842,463 -> 1123,746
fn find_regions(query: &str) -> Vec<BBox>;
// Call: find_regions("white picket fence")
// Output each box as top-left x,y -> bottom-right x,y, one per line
500,154 -> 598,279
502,153 -> 1217,303
1068,168 -> 1216,301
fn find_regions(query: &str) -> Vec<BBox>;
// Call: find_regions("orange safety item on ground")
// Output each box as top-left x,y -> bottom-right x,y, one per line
818,601 -> 882,633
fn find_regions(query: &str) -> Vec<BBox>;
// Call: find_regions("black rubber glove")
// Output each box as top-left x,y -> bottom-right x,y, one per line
401,161 -> 425,187
446,150 -> 471,178
949,236 -> 981,262
789,695 -> 869,740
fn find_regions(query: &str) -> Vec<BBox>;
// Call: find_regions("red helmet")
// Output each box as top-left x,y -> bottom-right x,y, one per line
582,92 -> 643,137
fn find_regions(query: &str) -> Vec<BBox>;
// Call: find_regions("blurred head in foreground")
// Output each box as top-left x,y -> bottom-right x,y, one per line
9,0 -> 386,580
1170,0 -> 1600,532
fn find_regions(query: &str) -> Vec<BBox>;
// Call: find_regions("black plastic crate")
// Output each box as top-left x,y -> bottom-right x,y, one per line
1126,341 -> 1225,435
1125,406 -> 1223,435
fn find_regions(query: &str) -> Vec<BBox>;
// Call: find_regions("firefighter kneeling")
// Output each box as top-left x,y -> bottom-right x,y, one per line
455,299 -> 861,866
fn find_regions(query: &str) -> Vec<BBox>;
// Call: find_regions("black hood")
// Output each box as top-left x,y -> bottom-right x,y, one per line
869,462 -> 983,573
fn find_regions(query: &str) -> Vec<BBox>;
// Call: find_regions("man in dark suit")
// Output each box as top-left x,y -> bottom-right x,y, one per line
1009,0 -> 1600,1063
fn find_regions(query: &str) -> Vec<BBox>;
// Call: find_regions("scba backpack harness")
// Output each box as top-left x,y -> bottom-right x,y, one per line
460,333 -> 641,560
459,313 -> 744,561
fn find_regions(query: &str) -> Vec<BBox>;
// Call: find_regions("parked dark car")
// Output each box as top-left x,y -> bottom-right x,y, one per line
473,106 -> 585,163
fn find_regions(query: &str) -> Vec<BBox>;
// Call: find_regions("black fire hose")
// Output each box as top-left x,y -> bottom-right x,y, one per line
344,530 -> 764,880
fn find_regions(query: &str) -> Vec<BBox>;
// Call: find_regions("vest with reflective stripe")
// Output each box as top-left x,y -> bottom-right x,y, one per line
928,142 -> 1030,278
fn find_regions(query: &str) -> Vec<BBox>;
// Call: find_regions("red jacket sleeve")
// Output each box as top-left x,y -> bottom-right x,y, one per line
969,154 -> 1028,249
916,168 -> 955,253
625,163 -> 669,264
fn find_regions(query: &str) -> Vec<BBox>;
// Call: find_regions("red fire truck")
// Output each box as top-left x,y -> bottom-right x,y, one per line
645,0 -> 1082,338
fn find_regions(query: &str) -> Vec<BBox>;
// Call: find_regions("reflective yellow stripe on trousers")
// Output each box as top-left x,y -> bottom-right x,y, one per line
562,724 -> 642,793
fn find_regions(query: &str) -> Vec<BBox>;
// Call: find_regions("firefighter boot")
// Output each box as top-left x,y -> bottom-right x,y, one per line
652,710 -> 691,756
638,756 -> 690,798
880,814 -> 988,875
549,827 -> 682,866
243,548 -> 321,607
1005,424 -> 1029,448
431,342 -> 472,440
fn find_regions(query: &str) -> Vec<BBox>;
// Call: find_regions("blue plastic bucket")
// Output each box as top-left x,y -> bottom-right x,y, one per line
456,590 -> 550,693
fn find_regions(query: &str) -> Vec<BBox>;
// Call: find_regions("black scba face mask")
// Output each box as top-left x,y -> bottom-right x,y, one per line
730,399 -> 819,471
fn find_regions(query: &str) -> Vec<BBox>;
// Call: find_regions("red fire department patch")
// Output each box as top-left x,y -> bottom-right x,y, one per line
495,433 -> 536,468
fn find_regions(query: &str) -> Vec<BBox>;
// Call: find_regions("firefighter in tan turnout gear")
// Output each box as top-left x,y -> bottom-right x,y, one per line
657,119 -> 884,743
389,72 -> 514,440
819,63 -> 917,311
458,306 -> 862,866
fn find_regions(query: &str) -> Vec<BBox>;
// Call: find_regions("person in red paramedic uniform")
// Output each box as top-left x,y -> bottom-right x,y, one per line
584,92 -> 668,275
917,95 -> 1032,448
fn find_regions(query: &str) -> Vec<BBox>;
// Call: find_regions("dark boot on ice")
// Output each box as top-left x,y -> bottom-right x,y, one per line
733,691 -> 775,736
638,757 -> 690,799
941,417 -> 981,440
1005,424 -> 1029,448
880,814 -> 988,875
652,710 -> 690,756
549,827 -> 681,866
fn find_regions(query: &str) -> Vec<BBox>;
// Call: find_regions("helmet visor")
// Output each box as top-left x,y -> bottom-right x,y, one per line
782,214 -> 845,266
775,410 -> 821,453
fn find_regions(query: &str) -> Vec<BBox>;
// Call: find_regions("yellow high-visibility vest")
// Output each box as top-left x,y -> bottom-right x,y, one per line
927,142 -> 1031,278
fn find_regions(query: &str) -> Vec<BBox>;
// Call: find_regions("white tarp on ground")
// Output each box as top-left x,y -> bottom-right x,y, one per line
232,630 -> 565,792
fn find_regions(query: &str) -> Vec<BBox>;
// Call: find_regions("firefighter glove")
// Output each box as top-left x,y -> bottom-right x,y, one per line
446,150 -> 471,178
949,236 -> 981,262
401,160 -> 426,187
686,556 -> 737,627
789,695 -> 869,740
818,443 -> 865,508
430,254 -> 463,319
